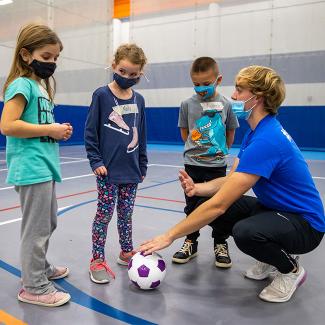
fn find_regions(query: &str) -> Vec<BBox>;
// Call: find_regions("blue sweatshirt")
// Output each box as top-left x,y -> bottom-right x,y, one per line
85,86 -> 148,184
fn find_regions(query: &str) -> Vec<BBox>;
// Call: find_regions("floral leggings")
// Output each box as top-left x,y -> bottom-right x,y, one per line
92,176 -> 138,260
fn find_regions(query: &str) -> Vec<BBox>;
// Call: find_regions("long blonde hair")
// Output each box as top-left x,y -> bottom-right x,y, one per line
3,23 -> 63,102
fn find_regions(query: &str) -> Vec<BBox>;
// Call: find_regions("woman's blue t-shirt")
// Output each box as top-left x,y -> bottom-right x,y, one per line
237,115 -> 325,232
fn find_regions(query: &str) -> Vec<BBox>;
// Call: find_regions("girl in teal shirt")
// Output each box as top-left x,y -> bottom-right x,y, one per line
1,23 -> 72,307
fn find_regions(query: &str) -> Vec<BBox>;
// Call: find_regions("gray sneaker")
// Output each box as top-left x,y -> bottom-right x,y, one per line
244,261 -> 277,280
89,259 -> 115,284
259,266 -> 306,302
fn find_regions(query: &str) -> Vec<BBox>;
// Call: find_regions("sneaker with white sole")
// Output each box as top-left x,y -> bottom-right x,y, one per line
214,242 -> 232,268
259,266 -> 307,302
117,250 -> 136,266
48,266 -> 69,280
18,289 -> 71,307
172,239 -> 198,264
245,261 -> 277,280
89,259 -> 116,284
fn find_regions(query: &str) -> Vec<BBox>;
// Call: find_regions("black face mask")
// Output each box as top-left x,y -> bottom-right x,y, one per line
29,59 -> 56,79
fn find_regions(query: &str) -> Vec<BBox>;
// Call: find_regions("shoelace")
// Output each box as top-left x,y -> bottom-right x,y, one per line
179,241 -> 193,254
95,261 -> 116,279
214,244 -> 228,257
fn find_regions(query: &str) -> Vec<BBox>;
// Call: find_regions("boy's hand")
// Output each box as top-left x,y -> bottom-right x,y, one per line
179,169 -> 196,197
47,123 -> 71,140
94,166 -> 108,176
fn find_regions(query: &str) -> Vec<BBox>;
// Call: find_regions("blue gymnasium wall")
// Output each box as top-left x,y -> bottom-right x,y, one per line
1,103 -> 325,151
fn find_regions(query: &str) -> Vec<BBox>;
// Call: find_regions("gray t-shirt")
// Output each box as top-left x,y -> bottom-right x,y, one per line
178,92 -> 239,167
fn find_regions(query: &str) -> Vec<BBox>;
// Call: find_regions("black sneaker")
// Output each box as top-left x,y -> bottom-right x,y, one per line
214,242 -> 232,268
172,239 -> 198,264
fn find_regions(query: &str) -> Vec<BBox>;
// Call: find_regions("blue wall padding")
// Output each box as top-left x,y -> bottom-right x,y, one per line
1,103 -> 325,151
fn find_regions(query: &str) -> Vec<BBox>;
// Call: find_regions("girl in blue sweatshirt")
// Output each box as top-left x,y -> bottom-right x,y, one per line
85,44 -> 148,283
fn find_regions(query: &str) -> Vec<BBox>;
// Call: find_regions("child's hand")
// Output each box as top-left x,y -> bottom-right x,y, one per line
48,123 -> 71,140
62,123 -> 73,141
179,169 -> 196,197
94,166 -> 107,176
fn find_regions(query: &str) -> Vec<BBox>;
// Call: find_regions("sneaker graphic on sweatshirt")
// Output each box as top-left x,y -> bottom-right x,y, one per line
105,111 -> 130,135
127,126 -> 139,153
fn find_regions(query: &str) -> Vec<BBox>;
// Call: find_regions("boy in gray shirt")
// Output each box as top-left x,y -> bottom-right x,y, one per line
172,57 -> 239,267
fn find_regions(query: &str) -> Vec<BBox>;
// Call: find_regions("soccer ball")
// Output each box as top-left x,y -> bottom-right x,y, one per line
128,252 -> 166,290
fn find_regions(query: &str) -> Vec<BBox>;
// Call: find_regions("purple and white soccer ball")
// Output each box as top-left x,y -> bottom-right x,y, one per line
128,252 -> 166,290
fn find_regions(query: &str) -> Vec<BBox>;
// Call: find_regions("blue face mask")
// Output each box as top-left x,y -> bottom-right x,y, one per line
194,81 -> 216,100
231,95 -> 256,120
113,72 -> 140,89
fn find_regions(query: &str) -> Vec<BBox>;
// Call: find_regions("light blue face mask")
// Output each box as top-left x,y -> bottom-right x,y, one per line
231,95 -> 256,120
194,81 -> 216,100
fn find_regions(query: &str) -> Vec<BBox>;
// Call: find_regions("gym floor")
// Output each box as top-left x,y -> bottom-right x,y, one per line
1,145 -> 325,325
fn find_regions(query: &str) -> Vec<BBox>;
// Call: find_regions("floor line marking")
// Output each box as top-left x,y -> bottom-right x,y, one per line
148,164 -> 183,168
0,180 -> 181,324
0,179 -> 179,215
0,309 -> 28,325
60,156 -> 86,160
0,159 -> 89,172
0,191 -> 185,213
0,206 -> 71,226
0,260 -> 156,325
0,173 -> 95,191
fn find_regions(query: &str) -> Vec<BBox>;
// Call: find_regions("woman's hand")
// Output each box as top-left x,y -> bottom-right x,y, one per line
179,169 -> 196,197
94,166 -> 108,176
139,233 -> 173,255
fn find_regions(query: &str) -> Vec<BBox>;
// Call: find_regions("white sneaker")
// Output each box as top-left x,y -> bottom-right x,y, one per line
259,266 -> 306,303
244,261 -> 277,280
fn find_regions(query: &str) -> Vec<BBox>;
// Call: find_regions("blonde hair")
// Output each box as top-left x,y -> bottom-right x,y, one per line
236,65 -> 286,115
114,43 -> 147,70
3,23 -> 63,102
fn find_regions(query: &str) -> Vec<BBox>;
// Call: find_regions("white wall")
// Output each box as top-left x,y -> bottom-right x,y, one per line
128,0 -> 325,107
0,0 -> 113,105
1,0 -> 324,107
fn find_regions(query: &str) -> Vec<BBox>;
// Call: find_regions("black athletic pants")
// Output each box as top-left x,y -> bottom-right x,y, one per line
184,164 -> 228,245
209,195 -> 324,273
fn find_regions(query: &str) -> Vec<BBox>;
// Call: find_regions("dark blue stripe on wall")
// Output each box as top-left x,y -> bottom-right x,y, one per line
1,103 -> 325,151
2,51 -> 325,93
136,51 -> 325,89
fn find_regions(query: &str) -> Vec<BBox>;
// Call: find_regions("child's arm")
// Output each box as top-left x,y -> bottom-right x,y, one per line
84,93 -> 106,175
180,128 -> 189,142
0,94 -> 71,140
226,129 -> 235,148
139,98 -> 148,179
178,101 -> 189,142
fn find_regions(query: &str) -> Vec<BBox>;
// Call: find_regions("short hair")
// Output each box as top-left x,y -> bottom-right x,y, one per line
191,57 -> 219,76
236,65 -> 286,115
114,43 -> 147,70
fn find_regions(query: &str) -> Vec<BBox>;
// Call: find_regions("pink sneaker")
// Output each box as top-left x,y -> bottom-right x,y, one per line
89,259 -> 116,284
18,289 -> 71,307
117,250 -> 136,266
48,266 -> 69,280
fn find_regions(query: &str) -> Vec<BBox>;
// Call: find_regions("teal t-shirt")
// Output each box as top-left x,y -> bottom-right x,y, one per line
4,77 -> 61,185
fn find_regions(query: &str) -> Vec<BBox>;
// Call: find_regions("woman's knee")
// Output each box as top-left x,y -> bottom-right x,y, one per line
233,220 -> 260,247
